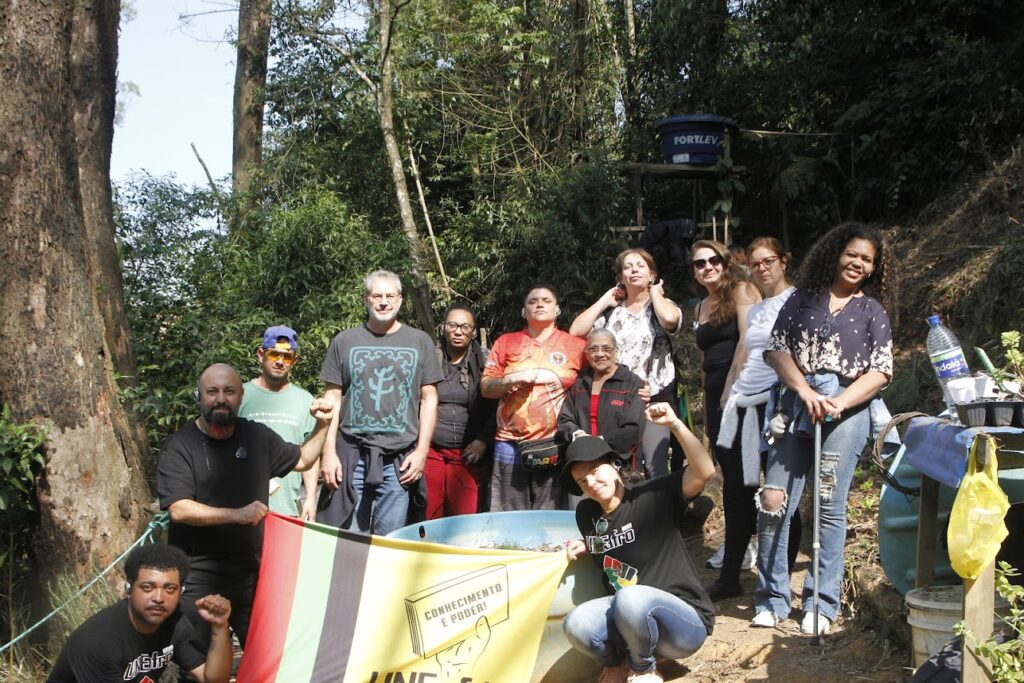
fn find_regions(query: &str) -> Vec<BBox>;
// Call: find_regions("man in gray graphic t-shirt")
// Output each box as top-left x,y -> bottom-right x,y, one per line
318,270 -> 442,535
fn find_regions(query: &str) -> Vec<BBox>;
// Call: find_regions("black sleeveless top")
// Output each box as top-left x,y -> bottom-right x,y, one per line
694,301 -> 740,375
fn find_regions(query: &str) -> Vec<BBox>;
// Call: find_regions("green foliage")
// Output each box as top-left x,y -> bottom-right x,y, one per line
955,561 -> 1024,682
0,406 -> 46,514
117,179 -> 410,461
0,407 -> 46,675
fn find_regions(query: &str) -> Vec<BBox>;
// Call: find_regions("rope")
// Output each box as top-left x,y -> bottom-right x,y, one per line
871,411 -> 932,497
0,513 -> 169,655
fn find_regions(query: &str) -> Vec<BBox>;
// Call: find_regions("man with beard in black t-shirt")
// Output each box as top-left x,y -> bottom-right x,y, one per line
157,363 -> 335,649
48,544 -> 231,683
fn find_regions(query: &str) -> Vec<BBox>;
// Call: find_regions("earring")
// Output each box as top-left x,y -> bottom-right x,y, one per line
521,307 -> 526,318
555,306 -> 561,316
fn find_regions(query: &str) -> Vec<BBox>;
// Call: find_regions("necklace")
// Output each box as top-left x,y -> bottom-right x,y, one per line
828,291 -> 858,316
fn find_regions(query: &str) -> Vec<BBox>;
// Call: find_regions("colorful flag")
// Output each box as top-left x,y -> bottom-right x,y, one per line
237,513 -> 568,683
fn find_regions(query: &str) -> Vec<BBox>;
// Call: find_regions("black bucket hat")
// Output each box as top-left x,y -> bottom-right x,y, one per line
559,436 -> 619,496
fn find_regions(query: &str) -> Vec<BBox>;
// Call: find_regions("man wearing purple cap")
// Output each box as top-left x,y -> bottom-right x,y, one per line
239,326 -> 319,520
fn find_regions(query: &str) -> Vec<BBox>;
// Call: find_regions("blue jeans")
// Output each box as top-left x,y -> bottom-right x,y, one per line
562,586 -> 707,672
754,404 -> 870,621
349,453 -> 409,536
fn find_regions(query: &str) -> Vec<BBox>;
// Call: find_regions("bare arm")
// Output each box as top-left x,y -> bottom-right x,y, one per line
296,398 -> 334,471
645,403 -> 715,500
320,385 -> 343,489
300,464 -> 319,521
480,369 -> 537,399
168,499 -> 267,527
568,288 -> 620,337
825,371 -> 890,418
399,384 -> 438,484
649,281 -> 682,331
721,283 -> 761,401
188,595 -> 232,683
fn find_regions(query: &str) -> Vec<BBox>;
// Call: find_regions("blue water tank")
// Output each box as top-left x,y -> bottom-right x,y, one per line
656,114 -> 739,165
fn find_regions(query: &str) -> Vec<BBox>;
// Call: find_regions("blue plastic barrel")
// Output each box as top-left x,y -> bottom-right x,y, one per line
656,114 -> 738,165
879,445 -> 1024,595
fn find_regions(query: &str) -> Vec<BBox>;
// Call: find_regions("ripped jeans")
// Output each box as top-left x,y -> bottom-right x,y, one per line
753,403 -> 870,622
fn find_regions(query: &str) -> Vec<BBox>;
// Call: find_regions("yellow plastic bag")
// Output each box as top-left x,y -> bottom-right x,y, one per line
947,434 -> 1010,579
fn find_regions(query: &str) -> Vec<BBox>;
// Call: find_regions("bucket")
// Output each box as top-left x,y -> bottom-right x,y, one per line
656,114 -> 738,165
905,584 -> 1009,668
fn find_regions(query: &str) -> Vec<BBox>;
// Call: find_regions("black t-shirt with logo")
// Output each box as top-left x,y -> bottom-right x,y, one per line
575,469 -> 715,634
47,600 -> 204,683
157,418 -> 300,576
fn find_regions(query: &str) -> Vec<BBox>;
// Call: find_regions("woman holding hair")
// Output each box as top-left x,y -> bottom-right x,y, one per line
558,328 -> 646,460
562,403 -> 716,683
570,249 -> 683,478
705,237 -> 801,600
751,223 -> 893,634
691,240 -> 761,457
425,304 -> 496,519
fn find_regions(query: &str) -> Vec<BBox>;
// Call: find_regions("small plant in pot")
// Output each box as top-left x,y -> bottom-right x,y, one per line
975,332 -> 1024,427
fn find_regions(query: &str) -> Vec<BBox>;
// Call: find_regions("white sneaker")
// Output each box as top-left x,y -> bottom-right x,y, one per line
741,537 -> 758,571
626,669 -> 663,683
750,611 -> 778,628
800,611 -> 831,635
706,542 -> 725,569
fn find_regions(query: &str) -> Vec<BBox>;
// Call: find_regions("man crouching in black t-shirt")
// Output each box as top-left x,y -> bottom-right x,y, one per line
47,544 -> 231,683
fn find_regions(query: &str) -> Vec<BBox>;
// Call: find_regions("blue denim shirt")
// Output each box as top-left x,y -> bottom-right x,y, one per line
766,372 -> 899,445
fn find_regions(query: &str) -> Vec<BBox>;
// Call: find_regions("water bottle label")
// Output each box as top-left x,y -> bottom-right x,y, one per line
929,348 -> 969,378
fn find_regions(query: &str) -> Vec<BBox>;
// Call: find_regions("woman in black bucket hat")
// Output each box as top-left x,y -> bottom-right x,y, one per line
561,403 -> 716,683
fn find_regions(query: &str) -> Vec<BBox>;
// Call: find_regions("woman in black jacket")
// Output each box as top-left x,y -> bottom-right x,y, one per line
558,329 -> 646,465
425,304 -> 497,518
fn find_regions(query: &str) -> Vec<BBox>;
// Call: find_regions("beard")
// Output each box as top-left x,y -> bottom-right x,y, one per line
368,307 -> 399,325
201,403 -> 237,426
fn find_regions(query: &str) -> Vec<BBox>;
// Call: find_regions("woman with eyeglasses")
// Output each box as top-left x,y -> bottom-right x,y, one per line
751,223 -> 892,635
562,403 -> 715,683
425,304 -> 497,519
704,237 -> 802,601
570,249 -> 683,479
557,329 -> 646,466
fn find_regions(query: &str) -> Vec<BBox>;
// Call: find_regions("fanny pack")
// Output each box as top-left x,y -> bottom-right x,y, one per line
519,437 -> 561,471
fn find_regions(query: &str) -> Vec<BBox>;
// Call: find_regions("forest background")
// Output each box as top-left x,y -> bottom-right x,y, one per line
2,0 -> 1024,673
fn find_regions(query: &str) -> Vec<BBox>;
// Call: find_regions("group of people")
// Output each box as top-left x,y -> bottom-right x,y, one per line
50,223 -> 894,683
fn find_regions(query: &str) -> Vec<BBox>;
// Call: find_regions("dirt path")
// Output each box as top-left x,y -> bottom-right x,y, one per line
657,526 -> 912,682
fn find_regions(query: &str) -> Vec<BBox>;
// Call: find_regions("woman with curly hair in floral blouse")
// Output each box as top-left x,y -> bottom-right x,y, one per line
750,223 -> 893,635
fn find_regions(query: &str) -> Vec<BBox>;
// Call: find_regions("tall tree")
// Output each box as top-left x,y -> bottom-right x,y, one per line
0,0 -> 150,581
232,0 -> 273,230
284,0 -> 436,335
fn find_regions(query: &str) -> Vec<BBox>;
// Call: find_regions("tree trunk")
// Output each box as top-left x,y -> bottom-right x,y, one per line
70,0 -> 150,470
231,0 -> 272,231
0,0 -> 150,583
375,0 -> 436,337
612,0 -> 642,156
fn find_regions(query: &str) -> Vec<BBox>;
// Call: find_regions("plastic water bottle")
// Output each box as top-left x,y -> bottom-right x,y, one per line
926,315 -> 971,424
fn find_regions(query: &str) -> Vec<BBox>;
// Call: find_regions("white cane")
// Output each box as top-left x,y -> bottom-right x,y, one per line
811,418 -> 823,645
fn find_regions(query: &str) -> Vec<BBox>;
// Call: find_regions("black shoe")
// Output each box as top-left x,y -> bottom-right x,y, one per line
705,578 -> 744,602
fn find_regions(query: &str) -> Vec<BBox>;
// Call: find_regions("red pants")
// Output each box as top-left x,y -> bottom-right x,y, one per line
425,446 -> 487,519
